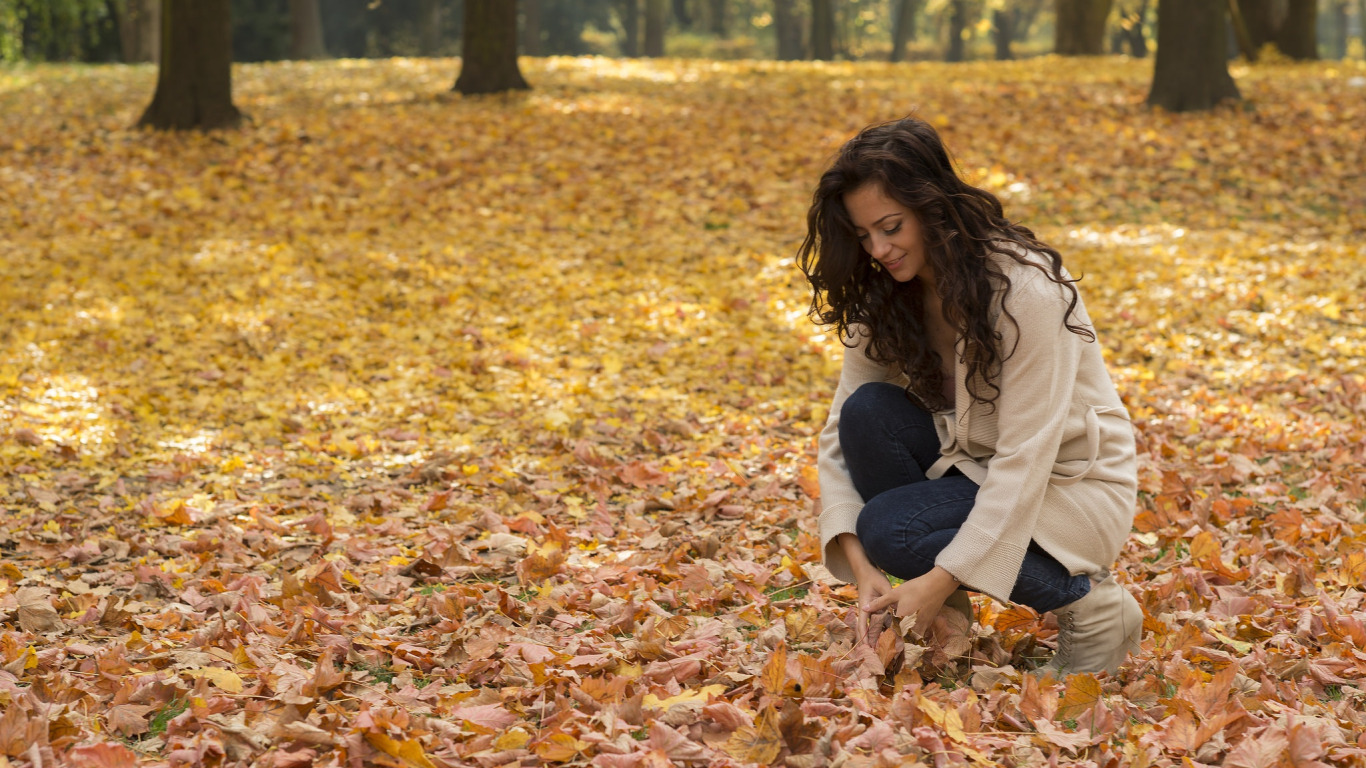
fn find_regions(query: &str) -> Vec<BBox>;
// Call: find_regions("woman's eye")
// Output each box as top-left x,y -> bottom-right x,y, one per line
884,224 -> 901,236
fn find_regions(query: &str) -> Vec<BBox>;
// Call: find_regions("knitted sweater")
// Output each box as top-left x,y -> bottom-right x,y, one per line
816,254 -> 1138,604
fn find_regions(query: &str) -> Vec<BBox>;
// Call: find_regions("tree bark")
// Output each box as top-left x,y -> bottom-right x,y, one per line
138,0 -> 241,130
1147,0 -> 1240,112
672,0 -> 692,28
1240,0 -> 1317,58
992,8 -> 1016,59
644,0 -> 666,56
289,0 -> 326,59
1120,0 -> 1148,56
1328,0 -> 1348,58
1274,0 -> 1316,58
117,0 -> 161,63
946,0 -> 968,61
1055,0 -> 1113,55
708,0 -> 727,37
890,0 -> 917,62
811,0 -> 834,59
418,0 -> 443,56
522,0 -> 542,55
617,0 -> 640,55
456,0 -> 529,94
1227,0 -> 1258,60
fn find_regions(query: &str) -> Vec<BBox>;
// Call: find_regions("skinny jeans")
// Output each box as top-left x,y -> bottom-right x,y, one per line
842,382 -> 1090,614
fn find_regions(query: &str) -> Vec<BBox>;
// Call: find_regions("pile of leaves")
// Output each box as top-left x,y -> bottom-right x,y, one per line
1,55 -> 1364,766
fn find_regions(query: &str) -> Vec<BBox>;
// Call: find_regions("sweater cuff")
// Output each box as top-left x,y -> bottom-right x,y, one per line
817,501 -> 864,584
934,521 -> 1029,604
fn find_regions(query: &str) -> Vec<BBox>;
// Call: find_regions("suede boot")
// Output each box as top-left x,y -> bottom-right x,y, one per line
1042,573 -> 1141,676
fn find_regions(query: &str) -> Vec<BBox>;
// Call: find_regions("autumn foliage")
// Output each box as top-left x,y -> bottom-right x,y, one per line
2,56 -> 1365,766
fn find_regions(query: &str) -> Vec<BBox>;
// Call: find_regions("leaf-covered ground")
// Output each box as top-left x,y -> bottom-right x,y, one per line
1,56 -> 1365,767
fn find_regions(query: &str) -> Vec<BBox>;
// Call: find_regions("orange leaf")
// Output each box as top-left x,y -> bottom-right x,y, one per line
1055,673 -> 1102,720
723,704 -> 783,764
760,643 -> 788,695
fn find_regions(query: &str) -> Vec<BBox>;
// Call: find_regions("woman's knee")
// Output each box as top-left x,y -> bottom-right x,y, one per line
840,382 -> 908,437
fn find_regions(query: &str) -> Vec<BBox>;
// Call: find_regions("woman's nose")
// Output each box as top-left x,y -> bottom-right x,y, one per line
868,235 -> 891,259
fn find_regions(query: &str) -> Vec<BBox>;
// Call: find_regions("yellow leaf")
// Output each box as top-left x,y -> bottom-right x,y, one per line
1056,673 -> 1103,720
642,684 -> 726,709
182,667 -> 244,693
723,704 -> 783,764
533,732 -> 589,762
493,729 -> 531,750
364,733 -> 438,768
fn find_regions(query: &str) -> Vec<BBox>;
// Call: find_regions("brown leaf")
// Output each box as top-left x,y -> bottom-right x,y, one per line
16,587 -> 65,633
723,704 -> 783,764
65,742 -> 139,768
1055,673 -> 1102,721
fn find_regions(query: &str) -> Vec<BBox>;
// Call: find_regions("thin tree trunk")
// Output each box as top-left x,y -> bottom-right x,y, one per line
523,0 -> 542,55
1227,0 -> 1258,60
618,0 -> 640,55
289,0 -> 326,59
1273,0 -> 1317,58
1147,0 -> 1240,111
118,0 -> 161,62
672,0 -> 692,28
417,0 -> 442,56
1122,0 -> 1149,56
946,0 -> 968,61
992,8 -> 1016,59
138,0 -> 241,130
708,0 -> 727,37
456,0 -> 529,94
1055,0 -> 1113,54
644,0 -> 666,56
890,0 -> 917,62
811,0 -> 834,59
775,0 -> 803,60
1329,0 -> 1348,58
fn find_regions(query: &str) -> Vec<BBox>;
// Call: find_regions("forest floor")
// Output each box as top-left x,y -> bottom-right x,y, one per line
1,55 -> 1365,767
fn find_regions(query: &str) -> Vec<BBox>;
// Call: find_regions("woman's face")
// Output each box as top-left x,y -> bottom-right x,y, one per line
843,182 -> 931,285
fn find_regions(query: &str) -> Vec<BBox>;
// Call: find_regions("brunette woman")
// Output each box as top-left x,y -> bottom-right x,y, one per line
798,117 -> 1141,675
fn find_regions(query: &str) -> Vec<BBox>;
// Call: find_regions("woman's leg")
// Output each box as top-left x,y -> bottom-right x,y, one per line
839,382 -> 1090,614
837,382 -> 942,499
855,481 -> 1090,614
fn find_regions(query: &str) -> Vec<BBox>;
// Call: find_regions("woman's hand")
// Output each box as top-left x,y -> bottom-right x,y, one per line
853,567 -> 894,640
864,567 -> 960,638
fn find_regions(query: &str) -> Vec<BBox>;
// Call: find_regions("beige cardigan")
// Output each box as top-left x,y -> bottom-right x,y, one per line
816,255 -> 1138,604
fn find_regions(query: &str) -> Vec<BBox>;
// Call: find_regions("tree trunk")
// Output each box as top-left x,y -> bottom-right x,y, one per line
1227,0 -> 1258,60
1055,0 -> 1113,54
456,0 -> 529,94
618,0 -> 640,55
417,0 -> 443,56
1273,0 -> 1316,58
811,0 -> 834,59
708,0 -> 727,37
523,0 -> 542,55
1121,0 -> 1149,56
644,0 -> 666,56
1147,0 -> 1240,111
138,0 -> 241,130
890,0 -> 917,62
774,0 -> 802,60
117,0 -> 161,63
992,8 -> 1016,59
1328,0 -> 1347,58
672,0 -> 692,28
946,0 -> 968,61
1241,0 -> 1318,58
289,0 -> 326,59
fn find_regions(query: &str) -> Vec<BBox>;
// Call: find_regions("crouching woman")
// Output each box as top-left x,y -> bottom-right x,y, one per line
797,117 -> 1142,675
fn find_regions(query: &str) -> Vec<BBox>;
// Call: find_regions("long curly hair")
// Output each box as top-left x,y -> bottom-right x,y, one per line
797,117 -> 1093,411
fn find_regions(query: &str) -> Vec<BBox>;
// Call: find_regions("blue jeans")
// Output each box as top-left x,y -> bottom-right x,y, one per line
841,382 -> 1090,614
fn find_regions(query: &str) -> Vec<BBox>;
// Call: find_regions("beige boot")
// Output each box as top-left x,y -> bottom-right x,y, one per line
1042,573 -> 1142,676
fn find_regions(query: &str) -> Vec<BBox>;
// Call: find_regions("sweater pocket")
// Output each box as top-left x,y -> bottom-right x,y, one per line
1050,404 -> 1129,486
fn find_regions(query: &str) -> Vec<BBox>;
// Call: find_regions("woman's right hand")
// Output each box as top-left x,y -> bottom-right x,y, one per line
837,532 -> 892,640
853,567 -> 894,640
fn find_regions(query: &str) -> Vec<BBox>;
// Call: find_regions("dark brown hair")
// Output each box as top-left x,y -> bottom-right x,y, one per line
796,117 -> 1092,411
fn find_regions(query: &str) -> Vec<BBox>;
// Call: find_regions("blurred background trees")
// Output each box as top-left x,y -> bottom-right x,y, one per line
3,0 -> 1364,65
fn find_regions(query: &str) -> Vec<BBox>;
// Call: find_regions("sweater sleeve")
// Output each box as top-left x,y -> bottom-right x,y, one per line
933,270 -> 1087,603
817,328 -> 896,584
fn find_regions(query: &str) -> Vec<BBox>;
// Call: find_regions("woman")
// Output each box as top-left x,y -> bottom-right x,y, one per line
797,117 -> 1141,675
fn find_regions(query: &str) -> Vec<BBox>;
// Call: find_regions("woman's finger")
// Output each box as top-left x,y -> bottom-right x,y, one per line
864,591 -> 894,613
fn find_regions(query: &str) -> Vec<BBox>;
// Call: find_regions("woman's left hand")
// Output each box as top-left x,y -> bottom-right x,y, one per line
863,567 -> 960,638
